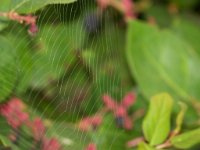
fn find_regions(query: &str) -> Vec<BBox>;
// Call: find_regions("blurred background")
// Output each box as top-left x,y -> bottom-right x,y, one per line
0,0 -> 200,149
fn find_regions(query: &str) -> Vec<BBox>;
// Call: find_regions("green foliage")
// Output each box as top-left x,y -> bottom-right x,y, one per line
1,0 -> 200,149
126,20 -> 200,100
171,128 -> 200,149
46,122 -> 91,150
0,36 -> 17,101
174,102 -> 187,134
0,0 -> 76,13
142,93 -> 173,146
137,142 -> 155,150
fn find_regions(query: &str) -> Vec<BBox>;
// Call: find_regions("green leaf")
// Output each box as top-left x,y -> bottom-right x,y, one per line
1,0 -> 77,13
173,102 -> 187,134
0,135 -> 12,150
171,128 -> 200,149
3,25 -> 33,95
126,20 -> 200,100
137,142 -> 155,150
0,21 -> 8,31
146,5 -> 173,27
142,93 -> 173,146
172,19 -> 200,55
0,36 -> 17,101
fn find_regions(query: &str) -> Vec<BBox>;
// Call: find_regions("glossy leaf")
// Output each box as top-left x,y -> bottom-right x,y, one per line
126,20 -> 200,100
171,128 -> 200,149
142,93 -> 173,146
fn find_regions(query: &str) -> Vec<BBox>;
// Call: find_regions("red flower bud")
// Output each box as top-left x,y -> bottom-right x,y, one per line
42,138 -> 61,150
102,94 -> 117,111
122,92 -> 136,108
122,0 -> 135,19
29,117 -> 46,141
86,143 -> 97,150
79,115 -> 102,131
28,23 -> 38,36
97,0 -> 110,9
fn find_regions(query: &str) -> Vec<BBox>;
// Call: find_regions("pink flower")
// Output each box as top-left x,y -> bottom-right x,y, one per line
28,117 -> 46,141
97,0 -> 110,9
79,115 -> 103,131
122,0 -> 135,19
85,143 -> 97,150
102,92 -> 136,130
28,23 -> 38,36
42,138 -> 61,150
122,92 -> 136,108
6,12 -> 38,34
0,98 -> 29,129
102,95 -> 117,111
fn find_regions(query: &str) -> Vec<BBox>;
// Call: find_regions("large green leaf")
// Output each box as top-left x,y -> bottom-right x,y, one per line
126,20 -> 200,100
171,128 -> 200,149
1,0 -> 76,13
142,93 -> 173,146
172,19 -> 200,55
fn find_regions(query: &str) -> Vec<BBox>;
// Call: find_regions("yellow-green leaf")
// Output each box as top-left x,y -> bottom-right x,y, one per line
173,102 -> 187,134
137,142 -> 155,150
171,128 -> 200,149
142,93 -> 173,146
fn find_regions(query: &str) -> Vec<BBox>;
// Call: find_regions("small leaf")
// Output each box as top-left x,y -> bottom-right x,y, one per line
173,102 -> 187,134
142,93 -> 173,146
171,128 -> 200,149
137,142 -> 155,150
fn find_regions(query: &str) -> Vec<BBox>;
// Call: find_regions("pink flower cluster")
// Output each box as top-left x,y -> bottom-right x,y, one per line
0,98 -> 61,150
79,91 -> 136,132
0,98 -> 29,129
102,92 -> 136,130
